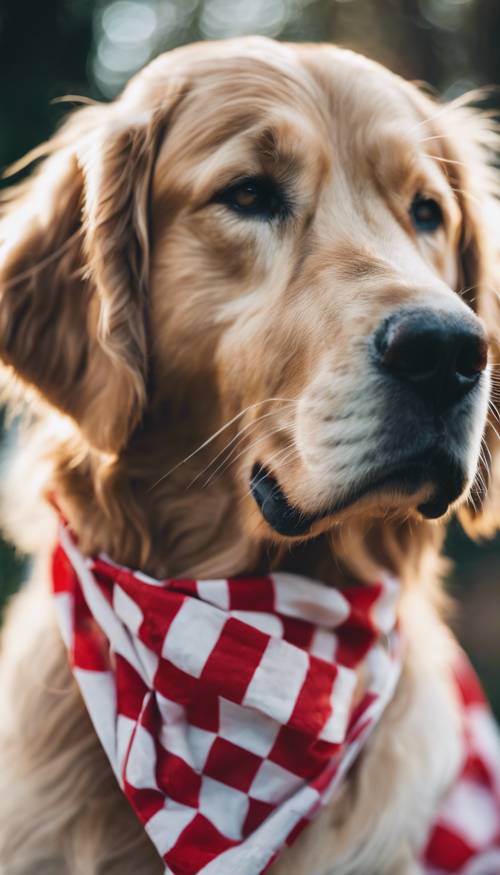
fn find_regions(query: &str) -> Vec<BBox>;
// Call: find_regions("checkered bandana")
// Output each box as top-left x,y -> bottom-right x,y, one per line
52,523 -> 500,875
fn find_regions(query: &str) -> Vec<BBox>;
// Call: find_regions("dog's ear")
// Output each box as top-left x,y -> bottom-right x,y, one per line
0,100 -> 169,453
432,100 -> 500,536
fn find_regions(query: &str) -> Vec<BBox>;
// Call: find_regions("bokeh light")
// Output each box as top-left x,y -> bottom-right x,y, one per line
92,0 -> 199,96
199,0 -> 290,40
89,0 -> 484,99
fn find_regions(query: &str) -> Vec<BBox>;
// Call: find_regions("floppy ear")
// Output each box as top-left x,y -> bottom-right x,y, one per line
0,102 -> 167,453
433,100 -> 500,536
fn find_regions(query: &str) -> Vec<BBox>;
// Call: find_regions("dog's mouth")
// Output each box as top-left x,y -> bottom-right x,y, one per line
250,451 -> 467,537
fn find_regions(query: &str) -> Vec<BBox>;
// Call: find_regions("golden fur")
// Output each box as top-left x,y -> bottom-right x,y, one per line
0,36 -> 499,874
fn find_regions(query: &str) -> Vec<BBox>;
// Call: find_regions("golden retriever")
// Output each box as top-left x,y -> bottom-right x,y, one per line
0,36 -> 499,875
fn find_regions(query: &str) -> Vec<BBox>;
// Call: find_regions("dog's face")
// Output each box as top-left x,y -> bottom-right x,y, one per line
146,41 -> 493,539
1,38 -> 499,554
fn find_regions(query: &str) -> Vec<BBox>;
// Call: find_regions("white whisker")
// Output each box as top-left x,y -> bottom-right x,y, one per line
198,423 -> 290,490
147,397 -> 293,492
187,406 -> 295,489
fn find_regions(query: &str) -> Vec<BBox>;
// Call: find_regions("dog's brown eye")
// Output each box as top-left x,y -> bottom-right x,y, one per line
410,195 -> 443,233
233,186 -> 260,209
214,176 -> 288,221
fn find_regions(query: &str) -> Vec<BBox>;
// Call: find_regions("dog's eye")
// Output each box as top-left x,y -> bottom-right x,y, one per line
410,195 -> 443,233
214,176 -> 288,221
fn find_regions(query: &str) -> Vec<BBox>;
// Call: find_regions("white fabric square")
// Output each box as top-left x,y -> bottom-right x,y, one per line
162,598 -> 226,677
309,627 -> 337,662
243,637 -> 308,725
230,610 -> 284,637
156,694 -> 194,767
366,644 -> 393,695
134,638 -> 159,685
124,721 -> 159,790
249,759 -> 303,804
199,775 -> 249,840
197,579 -> 230,610
219,697 -> 279,757
186,725 -> 217,771
134,569 -> 168,587
53,592 -> 73,649
272,572 -> 350,626
146,802 -> 196,855
440,779 -> 499,847
463,850 -> 500,875
319,664 -> 357,743
113,584 -> 144,636
75,668 -> 119,777
371,574 -> 399,633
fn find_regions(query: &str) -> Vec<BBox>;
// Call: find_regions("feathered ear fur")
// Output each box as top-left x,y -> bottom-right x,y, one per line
0,100 -> 168,453
430,97 -> 500,536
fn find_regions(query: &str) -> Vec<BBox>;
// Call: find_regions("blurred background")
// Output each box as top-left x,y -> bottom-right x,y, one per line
0,0 -> 499,713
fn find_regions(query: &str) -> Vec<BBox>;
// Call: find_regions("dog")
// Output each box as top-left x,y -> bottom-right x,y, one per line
0,36 -> 499,875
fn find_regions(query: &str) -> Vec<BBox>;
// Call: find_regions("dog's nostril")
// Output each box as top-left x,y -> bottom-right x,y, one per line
374,308 -> 488,411
456,334 -> 488,378
380,325 -> 446,381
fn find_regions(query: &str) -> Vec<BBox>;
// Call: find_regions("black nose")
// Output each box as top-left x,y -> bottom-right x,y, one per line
374,308 -> 488,411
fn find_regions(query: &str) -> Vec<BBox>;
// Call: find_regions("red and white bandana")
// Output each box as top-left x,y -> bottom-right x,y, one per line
52,524 -> 500,875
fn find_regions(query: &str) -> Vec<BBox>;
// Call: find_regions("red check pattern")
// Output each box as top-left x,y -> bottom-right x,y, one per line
52,524 -> 500,875
422,654 -> 500,875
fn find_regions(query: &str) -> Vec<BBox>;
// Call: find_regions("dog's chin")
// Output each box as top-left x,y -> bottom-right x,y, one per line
249,452 -> 469,538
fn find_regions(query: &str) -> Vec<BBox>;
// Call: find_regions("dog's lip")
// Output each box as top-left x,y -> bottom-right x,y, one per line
250,451 -> 466,537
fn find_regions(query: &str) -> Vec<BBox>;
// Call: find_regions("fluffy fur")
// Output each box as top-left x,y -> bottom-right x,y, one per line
0,37 -> 499,874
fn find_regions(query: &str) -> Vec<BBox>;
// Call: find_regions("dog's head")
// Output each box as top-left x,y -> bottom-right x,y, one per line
1,38 -> 499,568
